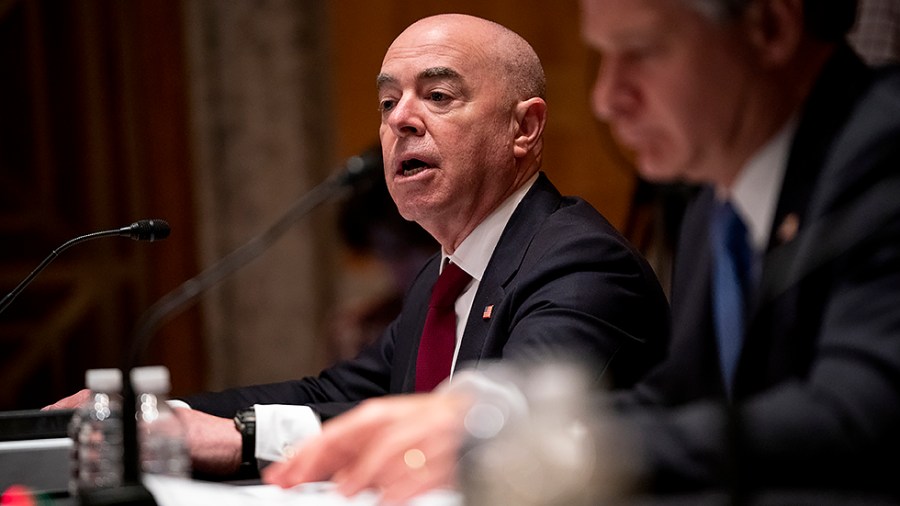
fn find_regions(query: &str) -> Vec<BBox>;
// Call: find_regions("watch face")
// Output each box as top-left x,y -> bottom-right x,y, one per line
235,408 -> 255,433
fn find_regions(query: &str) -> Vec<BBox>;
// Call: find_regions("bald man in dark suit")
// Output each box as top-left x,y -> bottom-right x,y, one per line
263,0 -> 900,501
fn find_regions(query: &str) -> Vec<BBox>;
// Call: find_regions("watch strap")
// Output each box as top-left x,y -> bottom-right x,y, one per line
234,407 -> 257,467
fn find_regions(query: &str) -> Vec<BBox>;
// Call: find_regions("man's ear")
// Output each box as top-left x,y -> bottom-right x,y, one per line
513,97 -> 547,158
743,0 -> 805,67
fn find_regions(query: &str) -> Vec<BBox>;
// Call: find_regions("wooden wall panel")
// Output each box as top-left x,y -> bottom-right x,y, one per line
0,0 -> 202,410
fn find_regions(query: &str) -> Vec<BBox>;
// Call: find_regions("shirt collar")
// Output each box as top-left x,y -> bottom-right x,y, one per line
442,172 -> 540,281
727,117 -> 798,252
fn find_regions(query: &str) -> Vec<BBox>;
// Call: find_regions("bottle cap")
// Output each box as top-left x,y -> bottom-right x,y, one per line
85,368 -> 122,392
130,365 -> 171,394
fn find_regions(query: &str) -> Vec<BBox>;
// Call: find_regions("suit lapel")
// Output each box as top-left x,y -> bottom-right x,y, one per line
667,188 -> 731,397
455,173 -> 563,365
756,65 -> 900,309
752,47 -> 872,314
736,48 -> 878,395
398,255 -> 441,392
766,48 -> 869,256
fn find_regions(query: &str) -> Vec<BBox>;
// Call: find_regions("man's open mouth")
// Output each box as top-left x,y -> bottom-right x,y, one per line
401,158 -> 432,177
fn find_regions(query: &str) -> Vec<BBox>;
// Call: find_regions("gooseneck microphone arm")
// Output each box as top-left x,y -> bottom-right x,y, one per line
127,153 -> 377,367
0,219 -> 171,315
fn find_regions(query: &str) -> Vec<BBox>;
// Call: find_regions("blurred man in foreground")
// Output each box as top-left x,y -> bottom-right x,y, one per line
48,13 -> 669,477
264,0 -> 900,501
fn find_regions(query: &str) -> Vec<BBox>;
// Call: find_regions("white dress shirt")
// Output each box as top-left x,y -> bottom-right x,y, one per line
725,117 -> 798,254
444,172 -> 539,376
175,173 -> 540,466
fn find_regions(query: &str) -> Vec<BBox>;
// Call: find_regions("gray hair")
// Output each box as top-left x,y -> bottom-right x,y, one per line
684,0 -> 858,41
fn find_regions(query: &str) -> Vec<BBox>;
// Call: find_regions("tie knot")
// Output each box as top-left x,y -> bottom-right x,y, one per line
430,261 -> 472,308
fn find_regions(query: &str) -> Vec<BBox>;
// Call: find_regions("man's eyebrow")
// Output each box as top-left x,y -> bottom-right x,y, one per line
376,67 -> 463,90
376,73 -> 396,90
419,66 -> 461,81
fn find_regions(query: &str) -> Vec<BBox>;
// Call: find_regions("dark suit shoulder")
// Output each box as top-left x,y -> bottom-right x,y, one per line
501,180 -> 671,387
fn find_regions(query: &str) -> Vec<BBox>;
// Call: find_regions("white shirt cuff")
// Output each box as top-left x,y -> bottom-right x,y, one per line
253,404 -> 322,465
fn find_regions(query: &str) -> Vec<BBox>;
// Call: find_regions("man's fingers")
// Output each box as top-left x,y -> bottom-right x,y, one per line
263,433 -> 346,486
371,425 -> 460,502
264,400 -> 396,487
265,394 -> 468,498
380,449 -> 457,504
331,413 -> 426,494
333,410 -> 458,497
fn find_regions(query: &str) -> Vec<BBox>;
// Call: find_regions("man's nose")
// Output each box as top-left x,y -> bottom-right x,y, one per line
386,97 -> 426,137
591,58 -> 638,121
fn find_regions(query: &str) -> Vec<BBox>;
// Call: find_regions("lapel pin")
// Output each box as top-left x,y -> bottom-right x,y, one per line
776,213 -> 800,244
482,305 -> 494,320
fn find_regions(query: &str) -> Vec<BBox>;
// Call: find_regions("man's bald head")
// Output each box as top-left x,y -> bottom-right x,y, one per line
390,14 -> 546,102
377,13 -> 549,251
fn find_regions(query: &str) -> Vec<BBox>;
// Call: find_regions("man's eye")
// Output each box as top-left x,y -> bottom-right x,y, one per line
379,99 -> 396,112
428,91 -> 447,102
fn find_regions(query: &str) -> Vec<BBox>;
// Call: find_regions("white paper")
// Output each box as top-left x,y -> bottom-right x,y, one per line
142,474 -> 462,506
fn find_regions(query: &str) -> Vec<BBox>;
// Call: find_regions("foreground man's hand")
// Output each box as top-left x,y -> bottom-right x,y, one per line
263,393 -> 473,503
174,407 -> 242,475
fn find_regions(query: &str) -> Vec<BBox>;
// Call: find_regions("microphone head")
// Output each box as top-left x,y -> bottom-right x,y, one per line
124,219 -> 171,241
340,148 -> 383,187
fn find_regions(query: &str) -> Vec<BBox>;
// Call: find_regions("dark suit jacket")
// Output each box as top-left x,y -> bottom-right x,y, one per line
187,173 -> 669,421
615,47 -> 900,495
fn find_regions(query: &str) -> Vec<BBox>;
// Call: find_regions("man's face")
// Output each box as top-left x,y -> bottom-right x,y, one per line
377,20 -> 520,240
580,0 -> 756,185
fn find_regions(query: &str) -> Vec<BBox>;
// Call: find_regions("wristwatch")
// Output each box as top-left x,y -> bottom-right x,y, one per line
233,407 -> 257,467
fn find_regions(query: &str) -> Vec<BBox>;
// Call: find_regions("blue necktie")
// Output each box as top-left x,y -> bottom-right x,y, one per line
711,200 -> 754,394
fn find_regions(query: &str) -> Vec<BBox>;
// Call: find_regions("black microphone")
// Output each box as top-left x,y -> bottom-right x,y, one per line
117,151 -> 381,488
119,219 -> 172,242
0,219 -> 171,315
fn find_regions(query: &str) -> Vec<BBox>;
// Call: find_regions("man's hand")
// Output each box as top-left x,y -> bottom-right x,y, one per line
262,393 -> 472,503
42,389 -> 90,410
173,408 -> 242,475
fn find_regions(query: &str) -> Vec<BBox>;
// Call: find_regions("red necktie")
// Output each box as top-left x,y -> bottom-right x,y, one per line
415,261 -> 472,392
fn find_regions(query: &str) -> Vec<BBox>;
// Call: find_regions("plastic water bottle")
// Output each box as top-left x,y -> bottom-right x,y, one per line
131,366 -> 191,478
70,368 -> 124,493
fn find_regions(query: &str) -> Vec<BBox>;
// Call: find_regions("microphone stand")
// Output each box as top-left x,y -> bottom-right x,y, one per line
90,154 -> 378,505
0,221 -> 170,315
